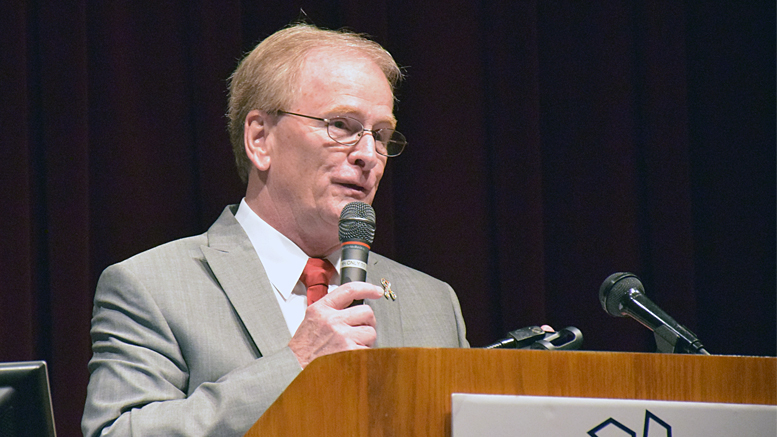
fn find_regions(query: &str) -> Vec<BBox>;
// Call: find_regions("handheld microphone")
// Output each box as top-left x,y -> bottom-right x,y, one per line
339,202 -> 376,305
599,272 -> 709,355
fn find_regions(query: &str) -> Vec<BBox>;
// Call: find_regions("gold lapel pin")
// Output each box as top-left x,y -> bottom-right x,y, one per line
380,278 -> 397,301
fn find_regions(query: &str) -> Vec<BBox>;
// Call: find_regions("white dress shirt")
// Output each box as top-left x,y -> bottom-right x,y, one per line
234,198 -> 341,335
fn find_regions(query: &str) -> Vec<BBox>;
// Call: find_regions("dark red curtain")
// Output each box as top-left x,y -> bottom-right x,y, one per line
2,1 -> 774,435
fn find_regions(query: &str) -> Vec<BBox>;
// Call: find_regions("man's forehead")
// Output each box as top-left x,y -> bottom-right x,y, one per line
292,49 -> 396,119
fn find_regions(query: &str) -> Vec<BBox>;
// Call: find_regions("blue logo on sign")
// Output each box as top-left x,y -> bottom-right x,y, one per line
588,410 -> 671,437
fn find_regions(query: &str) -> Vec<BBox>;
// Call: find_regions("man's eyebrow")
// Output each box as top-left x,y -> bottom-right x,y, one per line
327,105 -> 397,127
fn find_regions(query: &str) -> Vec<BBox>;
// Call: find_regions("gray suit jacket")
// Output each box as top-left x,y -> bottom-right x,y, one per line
82,205 -> 468,436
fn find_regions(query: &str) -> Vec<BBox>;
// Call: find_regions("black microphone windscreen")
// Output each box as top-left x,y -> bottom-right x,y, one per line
599,272 -> 643,317
338,202 -> 376,245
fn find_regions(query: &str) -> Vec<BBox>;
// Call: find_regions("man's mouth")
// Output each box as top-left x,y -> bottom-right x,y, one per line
336,182 -> 368,196
340,183 -> 366,192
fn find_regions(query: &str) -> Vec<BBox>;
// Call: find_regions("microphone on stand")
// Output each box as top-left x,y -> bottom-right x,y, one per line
338,202 -> 376,306
599,272 -> 709,355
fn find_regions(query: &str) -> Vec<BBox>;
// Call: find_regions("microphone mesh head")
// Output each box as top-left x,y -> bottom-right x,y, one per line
599,272 -> 644,317
338,202 -> 376,245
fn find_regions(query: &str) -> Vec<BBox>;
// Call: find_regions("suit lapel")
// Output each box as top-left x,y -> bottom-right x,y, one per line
201,206 -> 292,357
366,255 -> 404,347
198,207 -> 405,352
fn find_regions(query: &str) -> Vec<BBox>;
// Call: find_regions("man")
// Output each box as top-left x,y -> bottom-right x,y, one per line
82,24 -> 468,436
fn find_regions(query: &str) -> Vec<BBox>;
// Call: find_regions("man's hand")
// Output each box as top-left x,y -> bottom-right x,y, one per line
288,282 -> 384,368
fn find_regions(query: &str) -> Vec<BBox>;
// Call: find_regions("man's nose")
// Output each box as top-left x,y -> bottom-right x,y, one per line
349,132 -> 380,169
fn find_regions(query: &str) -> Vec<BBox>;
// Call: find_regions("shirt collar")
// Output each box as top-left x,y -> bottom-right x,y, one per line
234,198 -> 341,299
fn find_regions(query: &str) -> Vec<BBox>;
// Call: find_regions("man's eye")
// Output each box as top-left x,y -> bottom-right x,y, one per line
330,119 -> 349,130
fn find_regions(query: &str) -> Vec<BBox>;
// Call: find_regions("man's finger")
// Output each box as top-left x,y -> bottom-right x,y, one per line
339,304 -> 377,328
319,283 -> 384,309
346,325 -> 377,347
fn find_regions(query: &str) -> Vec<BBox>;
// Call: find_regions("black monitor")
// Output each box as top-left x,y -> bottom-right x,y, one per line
0,361 -> 56,437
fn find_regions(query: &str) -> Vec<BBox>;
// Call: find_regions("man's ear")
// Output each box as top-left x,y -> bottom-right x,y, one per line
244,109 -> 272,171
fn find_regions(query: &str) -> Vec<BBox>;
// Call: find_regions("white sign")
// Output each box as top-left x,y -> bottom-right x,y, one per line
452,394 -> 776,436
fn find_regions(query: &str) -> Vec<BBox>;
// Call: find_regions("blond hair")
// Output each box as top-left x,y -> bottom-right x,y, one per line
227,24 -> 403,183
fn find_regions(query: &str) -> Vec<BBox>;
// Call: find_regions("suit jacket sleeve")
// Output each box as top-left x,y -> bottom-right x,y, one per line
81,262 -> 302,437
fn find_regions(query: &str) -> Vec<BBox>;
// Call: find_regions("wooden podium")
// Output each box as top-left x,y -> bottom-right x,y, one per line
245,348 -> 776,436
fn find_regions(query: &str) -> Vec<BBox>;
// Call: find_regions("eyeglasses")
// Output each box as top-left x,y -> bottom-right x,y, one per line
277,111 -> 407,157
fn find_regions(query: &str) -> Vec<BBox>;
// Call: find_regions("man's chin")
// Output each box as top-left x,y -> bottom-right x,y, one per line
322,194 -> 374,224
336,195 -> 372,211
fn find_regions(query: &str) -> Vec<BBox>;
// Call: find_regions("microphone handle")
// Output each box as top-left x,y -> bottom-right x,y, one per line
628,292 -> 709,355
341,241 -> 369,306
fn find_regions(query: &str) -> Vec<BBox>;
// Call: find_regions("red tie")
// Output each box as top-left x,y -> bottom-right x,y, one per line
300,258 -> 336,306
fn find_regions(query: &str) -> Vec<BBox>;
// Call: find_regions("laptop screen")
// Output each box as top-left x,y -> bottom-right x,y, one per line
0,361 -> 56,437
